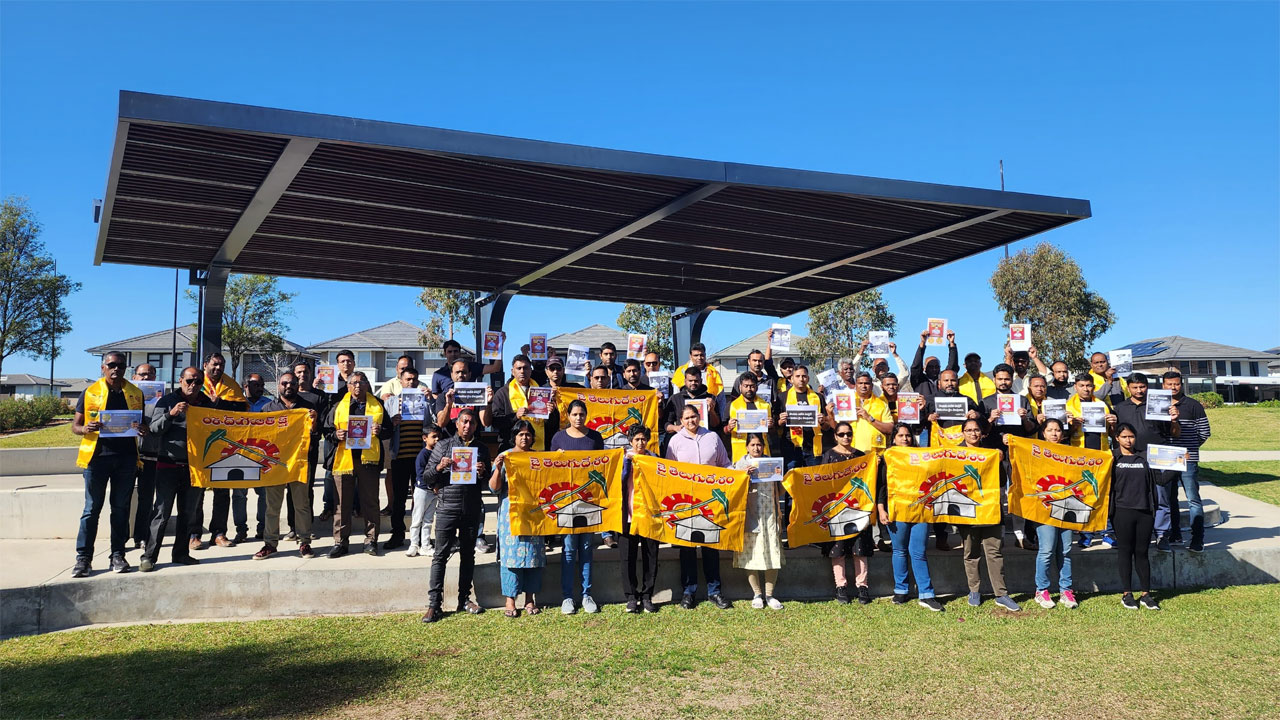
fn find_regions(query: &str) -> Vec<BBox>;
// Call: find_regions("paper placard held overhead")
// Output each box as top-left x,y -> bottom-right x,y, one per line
1109,349 -> 1133,378
528,333 -> 548,361
770,324 -> 791,352
926,318 -> 948,346
868,331 -> 891,360
627,334 -> 647,361
482,331 -> 503,361
1008,324 -> 1031,352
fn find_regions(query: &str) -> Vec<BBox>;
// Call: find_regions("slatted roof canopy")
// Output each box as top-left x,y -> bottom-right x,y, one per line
95,91 -> 1091,317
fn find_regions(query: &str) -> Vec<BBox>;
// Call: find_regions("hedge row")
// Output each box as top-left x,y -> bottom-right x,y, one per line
0,395 -> 71,433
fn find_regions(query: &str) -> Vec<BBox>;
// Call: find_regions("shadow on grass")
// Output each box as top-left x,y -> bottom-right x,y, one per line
1201,465 -> 1280,505
1,634 -> 404,719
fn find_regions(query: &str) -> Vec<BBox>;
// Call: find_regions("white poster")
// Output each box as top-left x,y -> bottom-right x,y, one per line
770,324 -> 791,352
1109,349 -> 1133,378
1008,324 -> 1031,352
868,331 -> 891,361
1145,390 -> 1173,421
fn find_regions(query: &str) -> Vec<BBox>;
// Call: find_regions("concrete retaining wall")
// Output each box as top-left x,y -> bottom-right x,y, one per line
0,447 -> 79,476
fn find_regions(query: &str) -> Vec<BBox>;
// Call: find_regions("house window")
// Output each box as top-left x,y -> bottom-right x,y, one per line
735,359 -> 750,373
1250,362 -> 1260,376
1216,360 -> 1227,376
1192,360 -> 1208,375
1179,361 -> 1192,376
147,353 -> 164,367
1231,361 -> 1242,376
357,351 -> 372,367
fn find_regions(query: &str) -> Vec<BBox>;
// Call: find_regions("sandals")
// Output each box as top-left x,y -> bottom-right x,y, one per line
525,602 -> 540,616
503,607 -> 520,618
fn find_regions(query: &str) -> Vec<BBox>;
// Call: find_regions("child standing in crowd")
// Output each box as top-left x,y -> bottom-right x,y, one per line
733,433 -> 785,610
1111,423 -> 1162,610
407,425 -> 442,557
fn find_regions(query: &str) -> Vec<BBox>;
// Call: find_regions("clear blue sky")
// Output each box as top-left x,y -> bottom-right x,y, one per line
2,2 -> 1276,380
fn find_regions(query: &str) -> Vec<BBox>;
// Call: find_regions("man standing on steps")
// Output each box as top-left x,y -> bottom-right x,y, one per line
421,407 -> 491,623
291,360 -> 323,541
244,373 -> 273,542
323,372 -> 385,558
910,327 -> 959,445
1030,350 -> 1073,400
71,351 -> 147,577
254,372 -> 319,561
1161,370 -> 1211,553
140,367 -> 214,572
131,363 -> 160,550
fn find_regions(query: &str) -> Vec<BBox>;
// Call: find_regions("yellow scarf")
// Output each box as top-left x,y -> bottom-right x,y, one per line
507,379 -> 545,447
958,372 -> 996,404
1066,393 -> 1111,448
204,374 -> 246,404
929,422 -> 966,447
729,393 -> 772,460
853,394 -> 890,452
674,363 -> 723,396
784,386 -> 822,456
333,394 -> 384,472
77,378 -> 145,468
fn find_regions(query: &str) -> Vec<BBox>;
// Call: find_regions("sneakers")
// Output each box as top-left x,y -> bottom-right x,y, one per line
680,593 -> 696,610
967,591 -> 982,607
1189,540 -> 1204,553
561,598 -> 576,615
426,540 -> 436,556
1121,592 -> 1139,610
1101,535 -> 1116,547
405,544 -> 420,557
299,544 -> 314,559
253,545 -> 277,560
1139,593 -> 1161,610
285,531 -> 298,543
1078,534 -> 1093,549
582,595 -> 599,614
766,596 -> 784,611
751,595 -> 765,609
475,536 -> 493,553
110,554 -> 131,573
642,596 -> 658,613
892,593 -> 909,605
1156,535 -> 1171,553
857,586 -> 872,605
71,557 -> 91,578
139,558 -> 156,572
994,595 -> 1022,612
1060,589 -> 1079,609
1169,534 -> 1186,546
625,599 -> 640,614
710,594 -> 732,610
835,585 -> 851,604
1035,590 -> 1055,609
918,597 -> 945,612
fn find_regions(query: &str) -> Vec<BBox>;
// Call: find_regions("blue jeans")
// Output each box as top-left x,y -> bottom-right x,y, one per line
888,521 -> 934,598
915,427 -> 929,447
1035,524 -> 1074,592
679,547 -> 722,596
560,534 -> 595,601
77,454 -> 136,558
1172,462 -> 1203,543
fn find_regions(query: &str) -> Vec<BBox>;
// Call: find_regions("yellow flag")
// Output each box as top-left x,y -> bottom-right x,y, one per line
782,454 -> 879,548
883,446 -> 1002,525
504,449 -> 625,535
929,422 -> 966,447
186,407 -> 312,489
629,455 -> 750,552
555,387 -> 660,454
1008,436 -> 1112,532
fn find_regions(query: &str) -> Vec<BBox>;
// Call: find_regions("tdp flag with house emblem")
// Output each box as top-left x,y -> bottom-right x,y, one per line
554,387 -> 660,454
781,454 -> 879,548
504,449 -> 626,535
629,455 -> 750,552
186,407 -> 313,489
883,446 -> 1002,526
1007,436 -> 1112,532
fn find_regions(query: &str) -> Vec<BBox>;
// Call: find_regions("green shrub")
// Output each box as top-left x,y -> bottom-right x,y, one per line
1193,391 -> 1225,409
1256,399 -> 1280,408
0,395 -> 64,433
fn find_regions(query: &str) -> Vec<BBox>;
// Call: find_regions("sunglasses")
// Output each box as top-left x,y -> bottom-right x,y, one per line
181,378 -> 199,385
279,381 -> 298,387
835,431 -> 853,437
105,362 -> 126,369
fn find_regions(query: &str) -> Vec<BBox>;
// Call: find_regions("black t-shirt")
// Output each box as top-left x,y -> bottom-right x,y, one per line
1113,400 -> 1173,453
77,387 -> 137,460
1112,455 -> 1156,512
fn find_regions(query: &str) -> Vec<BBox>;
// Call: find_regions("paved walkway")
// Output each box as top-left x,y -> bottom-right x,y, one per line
1200,451 -> 1280,462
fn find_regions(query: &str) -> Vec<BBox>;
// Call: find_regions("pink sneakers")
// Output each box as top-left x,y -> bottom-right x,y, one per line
1060,589 -> 1078,609
1035,590 -> 1055,609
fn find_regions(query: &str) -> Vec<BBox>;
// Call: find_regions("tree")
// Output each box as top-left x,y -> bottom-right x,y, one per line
417,288 -> 474,349
189,274 -> 296,379
0,197 -> 80,377
795,289 -> 896,367
617,303 -> 673,368
990,241 -> 1115,373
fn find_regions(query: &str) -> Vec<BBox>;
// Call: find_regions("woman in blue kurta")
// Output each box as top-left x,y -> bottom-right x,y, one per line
489,420 -> 546,617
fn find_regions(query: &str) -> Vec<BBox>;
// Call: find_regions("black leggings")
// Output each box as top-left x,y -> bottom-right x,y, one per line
1113,507 -> 1154,593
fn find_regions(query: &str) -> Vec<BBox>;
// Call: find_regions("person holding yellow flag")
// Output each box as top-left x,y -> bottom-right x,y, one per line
956,418 -> 1020,612
489,420 -> 546,618
70,351 -> 147,577
191,352 -> 249,551
816,421 -> 881,605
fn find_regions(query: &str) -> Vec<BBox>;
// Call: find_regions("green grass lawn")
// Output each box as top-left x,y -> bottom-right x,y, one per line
1202,461 -> 1280,506
0,422 -> 78,449
1203,407 -> 1280,451
3,585 -> 1279,719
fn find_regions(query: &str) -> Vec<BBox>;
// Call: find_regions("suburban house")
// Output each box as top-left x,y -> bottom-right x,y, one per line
0,374 -> 68,400
546,324 -> 631,366
86,324 -> 313,386
1267,347 -> 1280,377
1115,336 -> 1279,402
56,378 -> 95,403
708,329 -> 808,380
308,320 -> 474,386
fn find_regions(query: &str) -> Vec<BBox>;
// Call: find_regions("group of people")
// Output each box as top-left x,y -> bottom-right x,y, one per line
70,327 -> 1211,619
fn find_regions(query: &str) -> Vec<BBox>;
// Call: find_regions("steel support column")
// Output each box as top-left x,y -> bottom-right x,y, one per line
670,306 -> 713,371
475,290 -> 517,388
199,264 -> 230,366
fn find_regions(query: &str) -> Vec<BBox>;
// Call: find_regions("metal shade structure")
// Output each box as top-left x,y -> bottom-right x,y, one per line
93,91 -> 1090,363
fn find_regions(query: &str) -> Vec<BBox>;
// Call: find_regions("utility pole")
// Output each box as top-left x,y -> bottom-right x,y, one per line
171,269 -> 179,387
48,260 -> 56,394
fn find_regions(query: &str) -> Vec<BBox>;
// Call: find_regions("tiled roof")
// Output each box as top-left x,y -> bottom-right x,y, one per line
1122,336 -> 1276,362
309,320 -> 474,354
86,323 -> 308,354
547,324 -> 630,351
710,328 -> 806,360
1,374 -> 69,387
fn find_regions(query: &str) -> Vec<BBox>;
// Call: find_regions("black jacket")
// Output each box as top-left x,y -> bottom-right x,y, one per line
423,434 -> 492,514
148,390 -> 215,464
910,343 -> 959,405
